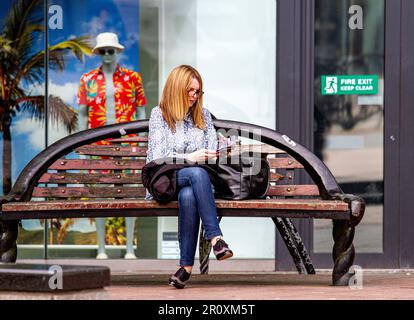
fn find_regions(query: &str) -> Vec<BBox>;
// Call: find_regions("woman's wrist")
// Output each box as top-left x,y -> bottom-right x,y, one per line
186,154 -> 195,162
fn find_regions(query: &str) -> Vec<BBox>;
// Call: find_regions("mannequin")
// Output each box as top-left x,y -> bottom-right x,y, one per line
77,33 -> 146,259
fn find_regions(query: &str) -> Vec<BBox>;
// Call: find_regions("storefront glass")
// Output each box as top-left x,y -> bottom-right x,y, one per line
314,0 -> 384,253
45,0 -> 145,258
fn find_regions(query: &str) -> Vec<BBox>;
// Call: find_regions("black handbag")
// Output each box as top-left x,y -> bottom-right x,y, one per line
212,151 -> 270,200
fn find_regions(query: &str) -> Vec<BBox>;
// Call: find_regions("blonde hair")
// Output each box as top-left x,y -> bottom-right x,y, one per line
159,65 -> 205,132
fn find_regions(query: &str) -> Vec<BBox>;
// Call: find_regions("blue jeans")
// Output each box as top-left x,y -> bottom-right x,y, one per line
176,167 -> 223,266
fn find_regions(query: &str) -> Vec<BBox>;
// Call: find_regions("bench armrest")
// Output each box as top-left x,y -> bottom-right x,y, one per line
331,193 -> 366,226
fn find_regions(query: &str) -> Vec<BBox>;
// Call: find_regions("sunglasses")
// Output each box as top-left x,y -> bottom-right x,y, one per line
188,89 -> 204,97
98,48 -> 116,55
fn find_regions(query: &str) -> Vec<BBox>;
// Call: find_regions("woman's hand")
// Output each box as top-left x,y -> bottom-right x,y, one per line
187,149 -> 217,163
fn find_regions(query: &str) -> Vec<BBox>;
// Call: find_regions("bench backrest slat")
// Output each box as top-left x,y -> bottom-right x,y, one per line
267,158 -> 303,169
76,146 -> 148,157
39,172 -> 283,185
32,185 -> 318,198
50,158 -> 302,171
32,187 -> 146,198
109,137 -> 148,143
39,173 -> 143,184
49,159 -> 146,170
267,185 -> 320,197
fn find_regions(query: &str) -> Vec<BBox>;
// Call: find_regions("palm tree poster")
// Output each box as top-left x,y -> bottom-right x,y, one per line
0,0 -> 141,249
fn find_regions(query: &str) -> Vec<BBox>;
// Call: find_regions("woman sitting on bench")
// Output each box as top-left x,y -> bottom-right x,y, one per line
146,65 -> 233,289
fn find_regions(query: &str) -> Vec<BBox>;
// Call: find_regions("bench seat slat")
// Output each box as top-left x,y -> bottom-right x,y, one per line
2,199 -> 349,212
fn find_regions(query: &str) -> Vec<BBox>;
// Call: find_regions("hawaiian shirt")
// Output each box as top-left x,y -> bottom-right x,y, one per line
77,64 -> 146,134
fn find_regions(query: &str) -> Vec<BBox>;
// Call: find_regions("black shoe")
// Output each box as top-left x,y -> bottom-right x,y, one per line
213,238 -> 233,261
169,267 -> 191,289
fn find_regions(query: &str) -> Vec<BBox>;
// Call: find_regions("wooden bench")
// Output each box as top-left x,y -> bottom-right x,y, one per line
0,118 -> 365,286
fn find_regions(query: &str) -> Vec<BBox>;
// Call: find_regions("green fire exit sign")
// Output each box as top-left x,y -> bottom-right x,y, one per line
321,75 -> 379,95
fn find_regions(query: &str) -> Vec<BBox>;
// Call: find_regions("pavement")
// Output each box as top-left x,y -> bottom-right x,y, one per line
0,259 -> 413,300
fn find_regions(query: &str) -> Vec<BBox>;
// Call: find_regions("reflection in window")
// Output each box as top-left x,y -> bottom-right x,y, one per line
314,0 -> 384,253
47,0 -> 144,258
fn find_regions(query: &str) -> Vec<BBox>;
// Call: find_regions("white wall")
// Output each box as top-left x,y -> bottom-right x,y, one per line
196,0 -> 276,128
159,0 -> 197,82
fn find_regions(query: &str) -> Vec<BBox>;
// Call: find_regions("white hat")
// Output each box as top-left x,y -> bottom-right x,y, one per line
93,32 -> 124,54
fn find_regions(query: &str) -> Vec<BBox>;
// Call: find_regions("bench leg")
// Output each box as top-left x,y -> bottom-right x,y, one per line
332,220 -> 355,286
273,217 -> 315,274
199,224 -> 211,274
0,220 -> 18,263
199,217 -> 222,274
280,218 -> 315,274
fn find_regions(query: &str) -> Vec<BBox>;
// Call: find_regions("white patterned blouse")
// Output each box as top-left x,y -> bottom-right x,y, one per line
145,106 -> 218,199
